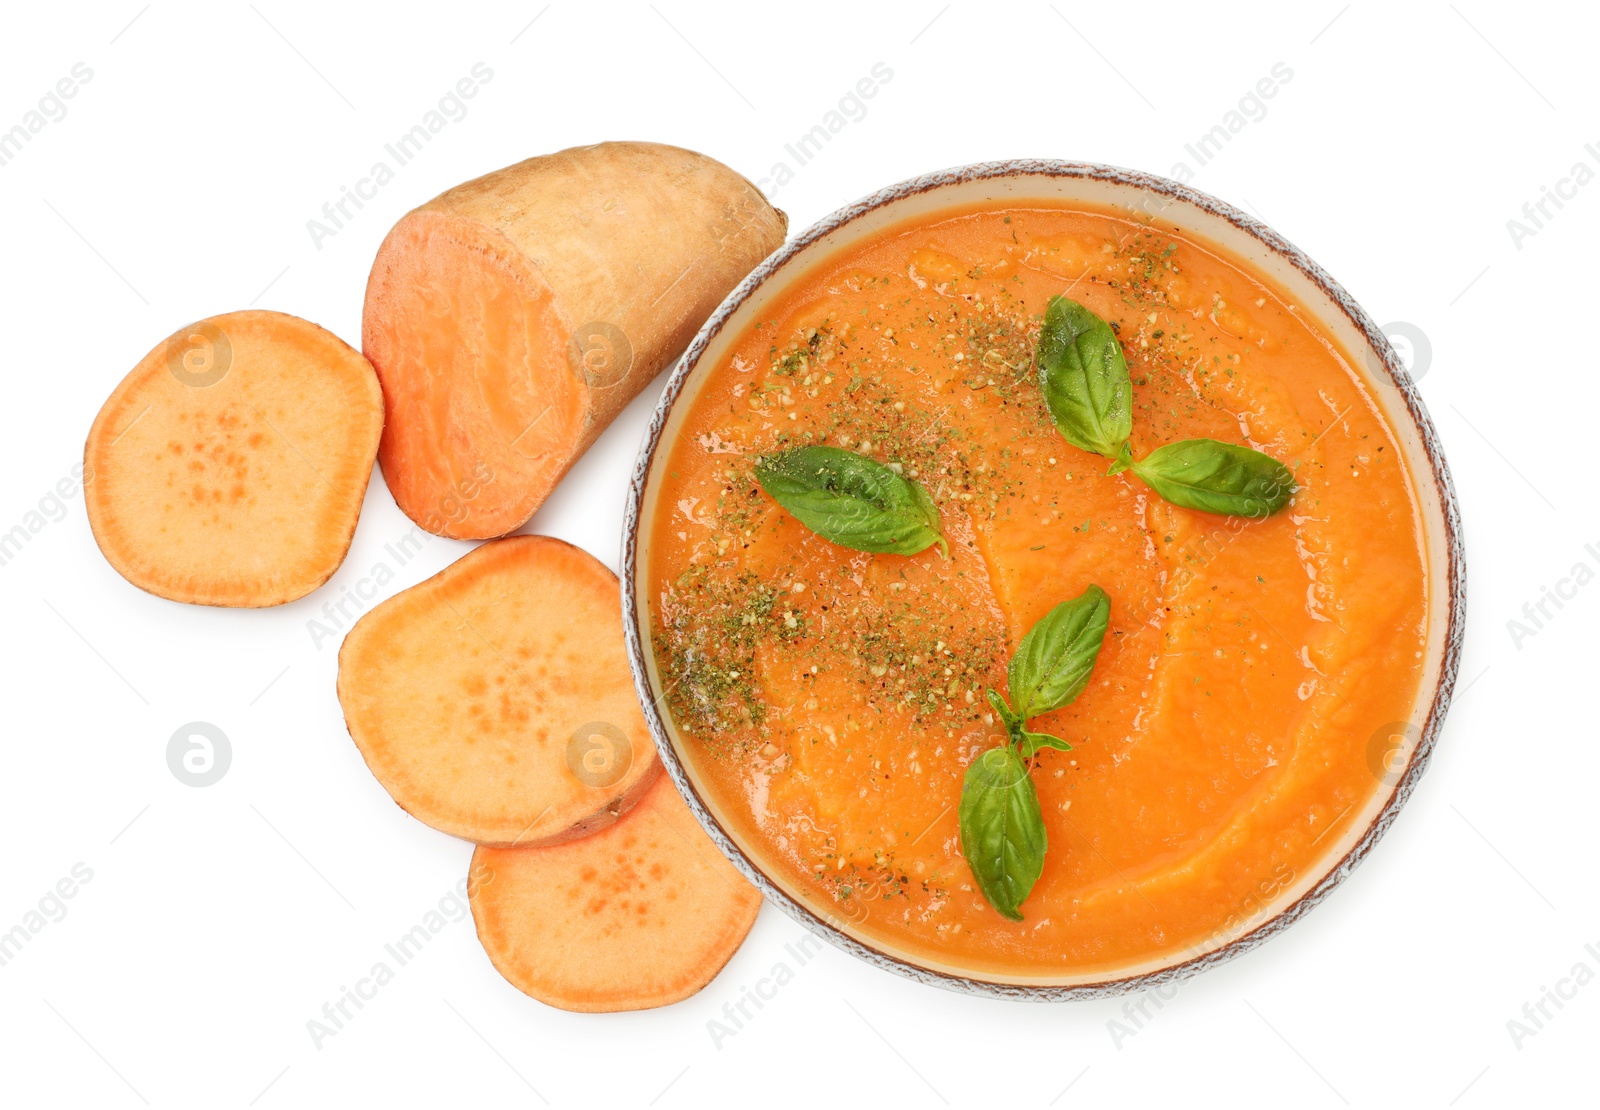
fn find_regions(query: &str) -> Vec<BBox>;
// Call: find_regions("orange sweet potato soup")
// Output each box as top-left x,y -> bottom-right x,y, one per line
647,201 -> 1428,981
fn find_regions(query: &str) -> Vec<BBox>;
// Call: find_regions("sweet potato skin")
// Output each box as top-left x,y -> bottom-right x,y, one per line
363,141 -> 787,538
470,773 -> 762,1012
84,310 -> 382,607
337,535 -> 660,846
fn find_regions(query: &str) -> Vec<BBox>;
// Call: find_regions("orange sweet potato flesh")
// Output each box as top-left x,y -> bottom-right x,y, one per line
362,141 -> 787,539
84,310 -> 382,607
471,773 -> 762,1012
337,534 -> 659,846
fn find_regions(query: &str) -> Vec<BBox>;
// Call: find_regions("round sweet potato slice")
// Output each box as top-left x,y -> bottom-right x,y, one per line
471,773 -> 763,1012
85,310 -> 383,606
337,535 -> 659,846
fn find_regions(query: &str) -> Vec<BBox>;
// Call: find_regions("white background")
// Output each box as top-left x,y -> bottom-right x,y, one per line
1,2 -> 1595,1106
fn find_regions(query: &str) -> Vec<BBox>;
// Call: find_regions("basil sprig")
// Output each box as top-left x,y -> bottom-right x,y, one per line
960,585 -> 1110,921
1036,297 -> 1296,517
755,445 -> 949,557
1037,295 -> 1133,458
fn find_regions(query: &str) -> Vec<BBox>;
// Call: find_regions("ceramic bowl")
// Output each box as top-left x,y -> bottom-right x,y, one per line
621,160 -> 1465,999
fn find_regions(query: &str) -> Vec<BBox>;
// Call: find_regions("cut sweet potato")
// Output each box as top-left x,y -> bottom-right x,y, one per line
362,141 -> 787,539
337,534 -> 658,846
84,310 -> 382,607
471,773 -> 762,1012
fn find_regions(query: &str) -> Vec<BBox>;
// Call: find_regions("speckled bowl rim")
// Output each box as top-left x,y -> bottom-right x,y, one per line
621,160 -> 1466,1001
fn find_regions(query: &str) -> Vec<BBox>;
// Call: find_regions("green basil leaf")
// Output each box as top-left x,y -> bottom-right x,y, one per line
1105,441 -> 1134,476
1007,585 -> 1111,720
986,688 -> 1020,731
1016,730 -> 1072,759
1037,296 -> 1133,458
754,446 -> 949,557
958,746 -> 1047,921
1131,438 -> 1296,517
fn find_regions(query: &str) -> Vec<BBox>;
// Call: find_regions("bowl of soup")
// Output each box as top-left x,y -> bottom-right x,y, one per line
621,160 -> 1464,998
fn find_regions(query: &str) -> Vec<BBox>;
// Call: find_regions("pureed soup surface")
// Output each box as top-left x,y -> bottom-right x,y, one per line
647,201 -> 1428,981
